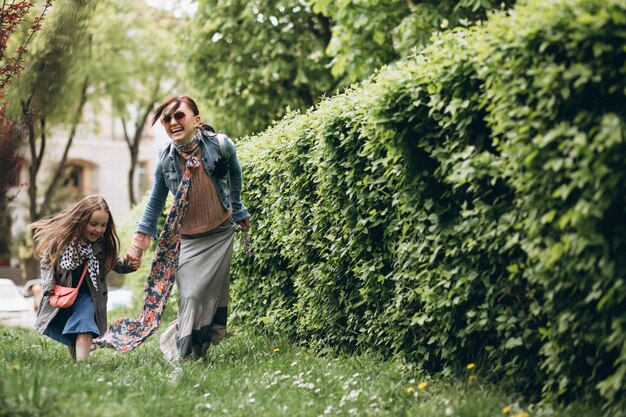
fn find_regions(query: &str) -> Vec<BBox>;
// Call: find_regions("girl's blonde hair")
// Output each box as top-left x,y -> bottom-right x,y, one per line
29,195 -> 120,274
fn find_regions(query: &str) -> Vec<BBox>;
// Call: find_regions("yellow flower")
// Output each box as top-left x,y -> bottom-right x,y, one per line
418,382 -> 428,390
406,386 -> 414,394
9,363 -> 20,371
272,347 -> 280,353
502,405 -> 512,414
511,412 -> 528,417
466,363 -> 476,370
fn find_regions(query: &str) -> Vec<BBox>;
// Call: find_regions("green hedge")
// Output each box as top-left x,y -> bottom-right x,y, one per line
231,0 -> 626,413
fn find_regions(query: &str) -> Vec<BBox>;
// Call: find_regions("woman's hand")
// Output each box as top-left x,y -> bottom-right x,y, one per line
126,247 -> 143,261
124,232 -> 151,269
237,218 -> 250,232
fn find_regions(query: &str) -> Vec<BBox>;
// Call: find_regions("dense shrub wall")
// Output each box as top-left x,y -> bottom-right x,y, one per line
231,0 -> 626,412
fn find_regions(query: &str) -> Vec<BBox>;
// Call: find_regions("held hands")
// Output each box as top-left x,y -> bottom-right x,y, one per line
124,232 -> 152,270
123,252 -> 141,270
126,245 -> 144,262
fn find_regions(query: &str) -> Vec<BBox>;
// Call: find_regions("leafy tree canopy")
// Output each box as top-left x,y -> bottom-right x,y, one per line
313,0 -> 516,82
185,0 -> 516,137
185,0 -> 336,137
90,0 -> 179,116
8,0 -> 96,123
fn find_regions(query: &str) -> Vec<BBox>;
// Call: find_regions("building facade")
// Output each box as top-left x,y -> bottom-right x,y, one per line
8,101 -> 169,271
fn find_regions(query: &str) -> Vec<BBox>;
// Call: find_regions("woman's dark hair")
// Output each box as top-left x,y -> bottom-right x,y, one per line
152,96 -> 215,134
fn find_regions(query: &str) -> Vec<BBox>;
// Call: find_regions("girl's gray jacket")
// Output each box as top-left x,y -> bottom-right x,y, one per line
35,241 -> 135,336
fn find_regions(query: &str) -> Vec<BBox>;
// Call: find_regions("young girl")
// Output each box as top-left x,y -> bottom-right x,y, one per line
30,195 -> 139,361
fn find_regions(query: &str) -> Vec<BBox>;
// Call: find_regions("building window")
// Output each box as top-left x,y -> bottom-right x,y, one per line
64,164 -> 85,193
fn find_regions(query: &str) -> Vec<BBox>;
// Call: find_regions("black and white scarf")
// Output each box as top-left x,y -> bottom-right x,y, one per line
59,239 -> 100,290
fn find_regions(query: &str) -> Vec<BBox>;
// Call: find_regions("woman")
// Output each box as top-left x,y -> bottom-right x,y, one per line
127,96 -> 250,360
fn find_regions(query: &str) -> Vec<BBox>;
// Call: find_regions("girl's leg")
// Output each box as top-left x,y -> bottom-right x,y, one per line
67,345 -> 76,361
75,333 -> 93,362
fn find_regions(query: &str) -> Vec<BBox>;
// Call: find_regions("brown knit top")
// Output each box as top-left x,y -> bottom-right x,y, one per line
178,148 -> 232,236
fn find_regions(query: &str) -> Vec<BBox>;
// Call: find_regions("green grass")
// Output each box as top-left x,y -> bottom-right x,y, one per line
0,323 -> 600,417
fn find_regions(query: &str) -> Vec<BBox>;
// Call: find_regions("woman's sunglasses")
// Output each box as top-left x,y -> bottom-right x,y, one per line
160,111 -> 187,125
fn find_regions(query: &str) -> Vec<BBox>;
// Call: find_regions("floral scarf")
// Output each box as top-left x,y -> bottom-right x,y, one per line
93,135 -> 201,352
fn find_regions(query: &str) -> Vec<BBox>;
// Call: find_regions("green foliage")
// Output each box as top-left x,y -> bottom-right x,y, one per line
89,0 -> 180,206
184,0 -> 516,138
8,0 -> 96,122
89,0 -> 178,117
311,0 -> 516,82
232,0 -> 626,414
185,0 -> 336,137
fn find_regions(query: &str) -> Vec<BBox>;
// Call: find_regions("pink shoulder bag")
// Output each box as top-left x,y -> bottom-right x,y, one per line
49,264 -> 88,308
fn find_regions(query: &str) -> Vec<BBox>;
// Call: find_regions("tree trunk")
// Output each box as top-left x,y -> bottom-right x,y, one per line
38,76 -> 89,217
22,97 -> 45,223
121,118 -> 137,206
124,79 -> 160,207
127,129 -> 138,206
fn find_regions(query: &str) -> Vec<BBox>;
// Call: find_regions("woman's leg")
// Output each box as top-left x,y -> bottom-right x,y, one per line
75,333 -> 93,362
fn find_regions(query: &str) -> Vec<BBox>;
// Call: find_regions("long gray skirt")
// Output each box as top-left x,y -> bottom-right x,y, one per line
160,218 -> 236,361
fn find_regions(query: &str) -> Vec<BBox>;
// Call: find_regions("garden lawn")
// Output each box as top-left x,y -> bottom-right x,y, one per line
0,324 -> 600,417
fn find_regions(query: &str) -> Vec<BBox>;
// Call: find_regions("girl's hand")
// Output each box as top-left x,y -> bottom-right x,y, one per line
124,253 -> 141,270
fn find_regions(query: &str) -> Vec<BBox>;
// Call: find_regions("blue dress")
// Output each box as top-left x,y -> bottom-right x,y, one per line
43,262 -> 100,346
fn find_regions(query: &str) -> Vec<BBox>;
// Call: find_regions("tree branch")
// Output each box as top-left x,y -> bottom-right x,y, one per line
0,1 -> 54,90
120,117 -> 131,147
38,76 -> 89,217
36,116 -> 45,174
22,98 -> 39,221
127,78 -> 160,206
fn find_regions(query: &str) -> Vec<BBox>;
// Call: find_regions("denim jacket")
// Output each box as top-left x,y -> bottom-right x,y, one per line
136,131 -> 250,238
